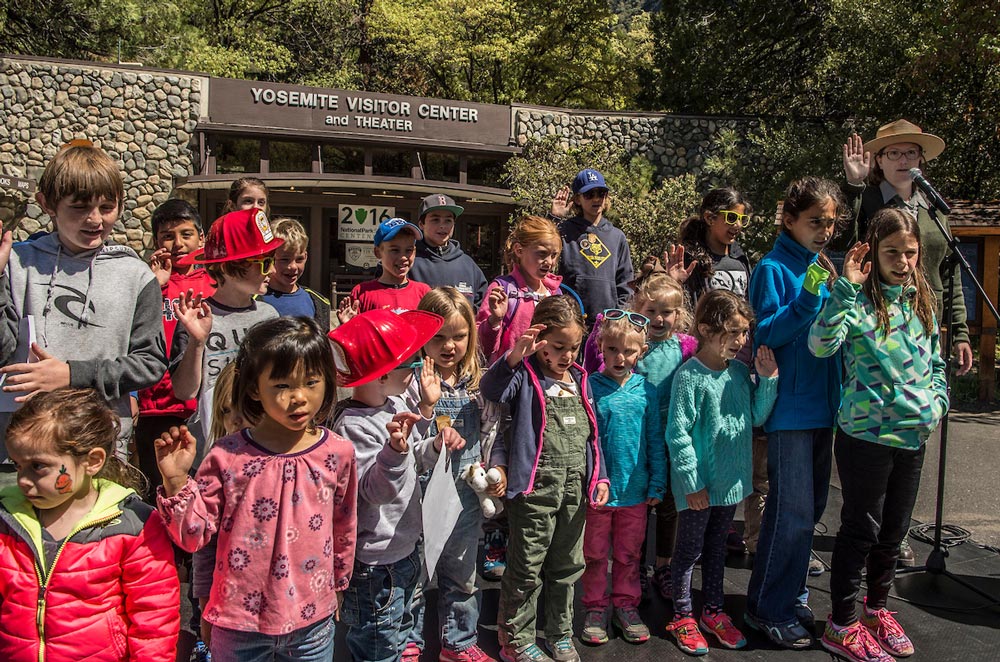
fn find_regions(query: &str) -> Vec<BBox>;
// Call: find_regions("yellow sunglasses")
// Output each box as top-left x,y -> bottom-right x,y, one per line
716,210 -> 751,226
247,256 -> 275,275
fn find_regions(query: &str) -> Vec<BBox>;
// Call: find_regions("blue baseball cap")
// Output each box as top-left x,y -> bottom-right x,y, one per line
373,217 -> 422,246
572,168 -> 608,195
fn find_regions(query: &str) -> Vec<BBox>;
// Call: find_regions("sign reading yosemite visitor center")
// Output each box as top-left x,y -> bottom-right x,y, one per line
208,78 -> 512,147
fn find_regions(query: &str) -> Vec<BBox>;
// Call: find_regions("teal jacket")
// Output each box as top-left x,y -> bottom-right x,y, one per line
666,358 -> 777,510
588,372 -> 666,507
808,276 -> 948,449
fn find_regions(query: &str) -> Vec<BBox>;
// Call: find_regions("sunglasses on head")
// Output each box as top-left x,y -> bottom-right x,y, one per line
247,256 -> 275,275
716,210 -> 751,226
603,309 -> 650,329
581,189 -> 609,200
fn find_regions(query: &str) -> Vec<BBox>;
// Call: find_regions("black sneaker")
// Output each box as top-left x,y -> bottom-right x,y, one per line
726,527 -> 748,555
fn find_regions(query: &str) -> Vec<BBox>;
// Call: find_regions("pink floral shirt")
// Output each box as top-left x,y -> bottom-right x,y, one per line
157,428 -> 357,635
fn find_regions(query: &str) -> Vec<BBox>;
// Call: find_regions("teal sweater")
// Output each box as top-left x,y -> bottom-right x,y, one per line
666,358 -> 778,510
808,276 -> 948,449
588,372 -> 667,507
636,333 -> 697,422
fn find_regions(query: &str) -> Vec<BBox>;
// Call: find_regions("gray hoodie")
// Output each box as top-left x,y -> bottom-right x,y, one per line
332,396 -> 436,566
0,233 -> 167,458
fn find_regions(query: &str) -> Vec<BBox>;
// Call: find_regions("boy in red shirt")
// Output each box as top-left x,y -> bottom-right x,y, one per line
136,199 -> 215,494
347,218 -> 430,314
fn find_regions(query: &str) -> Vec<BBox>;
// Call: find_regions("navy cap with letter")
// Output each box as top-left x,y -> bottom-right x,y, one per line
572,168 -> 608,195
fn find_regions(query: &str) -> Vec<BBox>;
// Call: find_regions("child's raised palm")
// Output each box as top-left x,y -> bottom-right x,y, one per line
843,242 -> 872,285
507,324 -> 547,367
174,289 -> 213,344
337,297 -> 359,325
419,357 -> 441,409
754,345 -> 778,379
149,248 -> 173,287
155,425 -> 197,496
663,244 -> 697,283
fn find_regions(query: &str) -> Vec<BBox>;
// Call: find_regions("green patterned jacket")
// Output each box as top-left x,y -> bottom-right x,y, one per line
808,276 -> 948,449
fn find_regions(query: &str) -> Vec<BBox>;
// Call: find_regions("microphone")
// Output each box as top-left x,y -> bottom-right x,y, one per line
909,168 -> 951,215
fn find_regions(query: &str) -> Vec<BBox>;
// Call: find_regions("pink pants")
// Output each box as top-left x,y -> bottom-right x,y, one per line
580,502 -> 649,609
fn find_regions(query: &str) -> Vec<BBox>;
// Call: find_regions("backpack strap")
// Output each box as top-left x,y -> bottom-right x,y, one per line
559,283 -> 586,320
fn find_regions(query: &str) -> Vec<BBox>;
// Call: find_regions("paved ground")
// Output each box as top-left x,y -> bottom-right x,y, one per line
375,403 -> 1000,661
905,405 -> 1000,549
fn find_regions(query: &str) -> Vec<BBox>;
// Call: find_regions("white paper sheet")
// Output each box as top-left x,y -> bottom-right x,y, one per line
421,446 -> 463,578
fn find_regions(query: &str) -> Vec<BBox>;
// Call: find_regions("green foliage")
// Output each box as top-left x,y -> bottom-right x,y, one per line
700,121 -> 853,259
504,136 -> 701,268
645,0 -> 1000,200
372,0 -> 649,108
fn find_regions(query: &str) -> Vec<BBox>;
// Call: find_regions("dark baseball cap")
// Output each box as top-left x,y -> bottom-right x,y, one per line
418,193 -> 464,220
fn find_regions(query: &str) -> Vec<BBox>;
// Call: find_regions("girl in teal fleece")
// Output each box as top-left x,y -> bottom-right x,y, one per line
811,209 -> 946,662
665,290 -> 777,655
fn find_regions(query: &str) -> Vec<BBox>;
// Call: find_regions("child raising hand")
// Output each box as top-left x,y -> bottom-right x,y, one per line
156,317 -> 357,662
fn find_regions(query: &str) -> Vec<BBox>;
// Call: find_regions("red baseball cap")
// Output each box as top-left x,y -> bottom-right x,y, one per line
177,209 -> 284,265
327,309 -> 443,387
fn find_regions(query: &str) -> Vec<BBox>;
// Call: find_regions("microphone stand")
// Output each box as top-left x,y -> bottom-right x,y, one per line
895,202 -> 1000,605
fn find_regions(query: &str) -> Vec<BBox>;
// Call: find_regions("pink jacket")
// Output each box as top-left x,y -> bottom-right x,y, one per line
157,428 -> 357,635
476,266 -> 563,365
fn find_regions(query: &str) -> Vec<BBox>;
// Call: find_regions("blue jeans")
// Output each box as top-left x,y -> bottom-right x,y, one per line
209,615 -> 335,662
342,548 -> 421,662
408,480 -> 484,652
747,428 -> 833,626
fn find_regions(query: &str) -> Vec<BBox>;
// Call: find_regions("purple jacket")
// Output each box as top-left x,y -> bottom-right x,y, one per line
480,353 -> 609,502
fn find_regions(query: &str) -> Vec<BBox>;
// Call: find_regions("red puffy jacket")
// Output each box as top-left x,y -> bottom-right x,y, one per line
0,480 -> 179,662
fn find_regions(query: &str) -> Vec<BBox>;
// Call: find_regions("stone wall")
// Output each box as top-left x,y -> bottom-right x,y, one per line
513,107 -> 760,180
0,58 -> 203,250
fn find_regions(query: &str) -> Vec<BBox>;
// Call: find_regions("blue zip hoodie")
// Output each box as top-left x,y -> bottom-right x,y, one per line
748,232 -> 841,432
480,353 -> 609,501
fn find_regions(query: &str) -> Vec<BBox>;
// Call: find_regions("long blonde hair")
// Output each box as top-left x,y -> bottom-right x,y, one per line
418,287 -> 483,390
210,361 -> 240,442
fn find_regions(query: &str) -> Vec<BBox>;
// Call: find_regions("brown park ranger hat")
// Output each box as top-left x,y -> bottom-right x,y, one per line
863,119 -> 945,161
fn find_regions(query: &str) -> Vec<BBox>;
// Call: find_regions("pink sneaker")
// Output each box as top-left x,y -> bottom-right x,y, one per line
439,644 -> 497,662
403,642 -> 422,662
860,601 -> 914,657
699,610 -> 746,649
665,616 -> 709,655
821,618 -> 893,662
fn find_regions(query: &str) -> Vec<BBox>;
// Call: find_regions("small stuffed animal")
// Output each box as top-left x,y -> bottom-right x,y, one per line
463,461 -> 504,519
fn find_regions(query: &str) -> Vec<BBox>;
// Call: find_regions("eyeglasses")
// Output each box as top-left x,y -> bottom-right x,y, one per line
248,256 -> 275,275
603,309 -> 649,329
716,210 -> 751,226
398,358 -> 424,371
581,189 -> 609,200
881,148 -> 921,162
